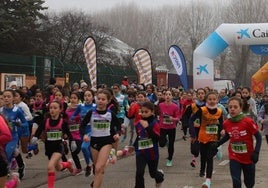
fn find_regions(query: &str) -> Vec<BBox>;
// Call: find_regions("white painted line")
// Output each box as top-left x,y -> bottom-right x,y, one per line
219,160 -> 229,166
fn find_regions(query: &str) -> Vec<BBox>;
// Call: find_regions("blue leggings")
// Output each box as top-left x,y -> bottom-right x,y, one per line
5,136 -> 18,163
81,141 -> 91,165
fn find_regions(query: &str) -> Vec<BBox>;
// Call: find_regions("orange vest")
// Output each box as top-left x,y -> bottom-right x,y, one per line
191,103 -> 199,114
198,106 -> 222,144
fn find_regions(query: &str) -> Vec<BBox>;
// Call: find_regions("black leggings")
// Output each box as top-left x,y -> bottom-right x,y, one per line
199,142 -> 214,178
159,128 -> 176,161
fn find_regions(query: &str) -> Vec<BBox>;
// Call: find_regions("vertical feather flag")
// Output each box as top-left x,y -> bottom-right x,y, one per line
168,45 -> 188,90
132,48 -> 152,85
83,37 -> 97,89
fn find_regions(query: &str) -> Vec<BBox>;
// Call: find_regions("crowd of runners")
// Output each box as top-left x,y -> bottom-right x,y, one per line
0,76 -> 268,188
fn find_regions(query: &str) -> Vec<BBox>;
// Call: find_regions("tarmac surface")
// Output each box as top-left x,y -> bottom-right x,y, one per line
16,128 -> 268,188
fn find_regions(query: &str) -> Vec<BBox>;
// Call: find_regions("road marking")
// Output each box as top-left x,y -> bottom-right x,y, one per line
219,160 -> 229,166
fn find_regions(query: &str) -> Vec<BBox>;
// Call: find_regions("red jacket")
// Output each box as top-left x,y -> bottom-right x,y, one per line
0,115 -> 12,148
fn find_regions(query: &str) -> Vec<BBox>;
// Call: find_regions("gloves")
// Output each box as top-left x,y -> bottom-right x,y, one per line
71,141 -> 77,152
251,151 -> 259,164
31,137 -> 38,144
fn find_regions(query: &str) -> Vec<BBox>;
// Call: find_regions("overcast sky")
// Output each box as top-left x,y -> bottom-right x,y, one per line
44,0 -> 188,13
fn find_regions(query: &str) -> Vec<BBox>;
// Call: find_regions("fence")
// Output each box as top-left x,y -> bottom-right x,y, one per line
0,53 -> 138,89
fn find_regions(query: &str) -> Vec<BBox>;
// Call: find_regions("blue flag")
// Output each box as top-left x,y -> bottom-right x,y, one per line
168,45 -> 188,90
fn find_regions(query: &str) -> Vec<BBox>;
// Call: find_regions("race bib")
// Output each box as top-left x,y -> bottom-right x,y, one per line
47,131 -> 62,141
163,115 -> 172,125
93,121 -> 110,130
69,124 -> 79,132
205,124 -> 218,134
138,138 -> 153,150
231,142 -> 247,153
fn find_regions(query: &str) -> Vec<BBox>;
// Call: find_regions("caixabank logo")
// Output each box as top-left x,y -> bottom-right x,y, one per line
237,28 -> 268,40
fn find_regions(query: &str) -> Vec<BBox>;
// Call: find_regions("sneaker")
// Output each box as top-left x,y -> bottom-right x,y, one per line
10,158 -> 17,170
199,172 -> 205,178
109,149 -> 117,164
66,159 -> 74,174
202,181 -> 211,188
10,172 -> 20,188
18,163 -> 25,179
155,169 -> 164,188
182,135 -> 187,141
190,159 -> 197,168
166,160 -> 172,167
73,168 -> 83,176
85,165 -> 92,177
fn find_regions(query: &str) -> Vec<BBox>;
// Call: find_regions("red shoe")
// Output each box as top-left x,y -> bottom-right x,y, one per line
67,159 -> 74,174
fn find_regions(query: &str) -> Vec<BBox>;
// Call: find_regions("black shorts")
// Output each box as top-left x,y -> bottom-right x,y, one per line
91,136 -> 113,151
45,141 -> 64,159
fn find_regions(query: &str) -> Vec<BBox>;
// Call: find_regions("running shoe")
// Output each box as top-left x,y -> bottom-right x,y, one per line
190,159 -> 197,168
85,165 -> 92,177
18,163 -> 25,179
202,181 -> 211,188
199,171 -> 205,178
8,172 -> 20,188
109,149 -> 117,164
166,160 -> 172,167
66,159 -> 74,174
216,146 -> 223,160
73,168 -> 83,176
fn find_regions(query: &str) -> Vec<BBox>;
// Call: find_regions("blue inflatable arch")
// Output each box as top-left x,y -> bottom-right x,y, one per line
193,23 -> 268,89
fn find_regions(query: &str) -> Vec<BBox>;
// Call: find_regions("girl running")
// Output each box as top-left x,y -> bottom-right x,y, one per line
190,91 -> 223,188
31,100 -> 74,188
1,89 -> 28,180
81,89 -> 121,188
65,92 -> 83,175
134,101 -> 164,188
158,90 -> 180,167
217,96 -> 262,188
72,89 -> 96,177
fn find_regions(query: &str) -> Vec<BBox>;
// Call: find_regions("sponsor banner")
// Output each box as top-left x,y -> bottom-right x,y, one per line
132,48 -> 152,85
83,37 -> 97,89
168,45 -> 188,90
250,45 -> 268,55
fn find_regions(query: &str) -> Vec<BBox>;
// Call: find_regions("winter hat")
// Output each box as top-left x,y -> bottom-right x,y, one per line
9,81 -> 18,88
73,82 -> 79,87
80,82 -> 88,88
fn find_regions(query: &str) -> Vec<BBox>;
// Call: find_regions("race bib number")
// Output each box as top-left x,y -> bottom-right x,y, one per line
47,131 -> 62,141
205,124 -> 218,134
231,142 -> 247,153
93,121 -> 110,130
69,124 -> 79,132
138,138 -> 153,150
163,115 -> 172,125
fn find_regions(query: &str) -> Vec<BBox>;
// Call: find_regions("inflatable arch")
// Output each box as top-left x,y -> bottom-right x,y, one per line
251,62 -> 268,94
193,23 -> 268,89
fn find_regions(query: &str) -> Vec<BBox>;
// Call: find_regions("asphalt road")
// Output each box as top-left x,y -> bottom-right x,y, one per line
16,129 -> 268,188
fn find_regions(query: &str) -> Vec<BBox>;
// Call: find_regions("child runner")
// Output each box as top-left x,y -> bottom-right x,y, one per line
241,87 -> 257,121
134,101 -> 164,188
81,89 -> 121,188
217,96 -> 262,188
189,91 -> 223,188
158,90 -> 180,167
258,94 -> 268,139
0,114 -> 20,188
183,88 -> 206,168
72,89 -> 96,177
14,89 -> 33,154
65,92 -> 83,175
31,100 -> 75,188
1,89 -> 28,180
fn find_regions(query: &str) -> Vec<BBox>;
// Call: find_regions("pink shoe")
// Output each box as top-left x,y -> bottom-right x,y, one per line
72,168 -> 83,176
5,172 -> 20,188
67,159 -> 74,174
